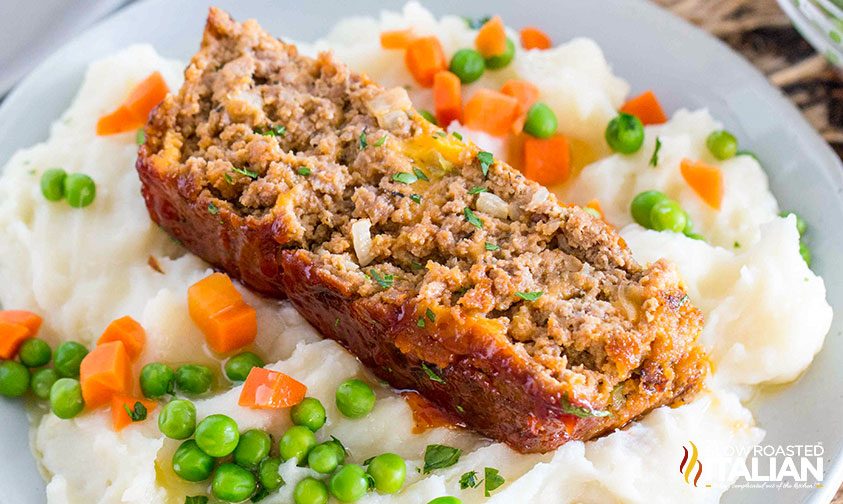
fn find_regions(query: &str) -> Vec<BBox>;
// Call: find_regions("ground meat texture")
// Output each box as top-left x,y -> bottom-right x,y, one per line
137,8 -> 708,453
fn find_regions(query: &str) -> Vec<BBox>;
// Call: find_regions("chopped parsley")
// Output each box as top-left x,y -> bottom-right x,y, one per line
297,167 -> 312,176
392,172 -> 418,184
417,317 -> 426,328
515,291 -> 543,302
184,497 -> 208,504
484,467 -> 505,496
223,173 -> 233,184
464,207 -> 484,229
413,167 -> 429,181
373,135 -> 388,147
649,136 -> 662,167
734,241 -> 741,249
485,242 -> 500,251
423,444 -> 461,473
334,318 -> 340,327
369,269 -> 394,289
477,151 -> 494,177
455,404 -> 465,413
561,396 -> 611,418
432,130 -> 447,138
468,186 -> 488,195
359,128 -> 368,149
123,401 -> 148,422
208,202 -> 219,215
459,471 -> 481,489
409,194 -> 422,204
421,362 -> 445,383
232,166 -> 258,179
410,261 -> 423,270
464,15 -> 492,29
452,131 -> 463,140
260,124 -> 286,137
425,308 -> 436,322
135,128 -> 145,145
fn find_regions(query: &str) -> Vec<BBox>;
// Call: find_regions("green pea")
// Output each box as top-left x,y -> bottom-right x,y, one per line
523,103 -> 558,139
63,173 -> 96,208
605,113 -> 645,154
449,49 -> 485,83
367,453 -> 406,494
419,110 -> 439,126
427,498 -> 462,504
307,441 -> 345,474
224,352 -> 264,382
780,211 -> 808,236
484,38 -> 516,69
158,399 -> 196,439
212,463 -> 257,503
172,439 -> 215,482
630,190 -> 668,228
49,378 -> 84,419
278,425 -> 317,462
294,477 -> 329,504
40,168 -> 67,202
30,368 -> 59,400
329,464 -> 369,503
195,414 -> 240,457
140,362 -> 175,398
649,199 -> 688,233
258,457 -> 285,492
53,342 -> 88,378
175,364 -> 213,395
233,429 -> 272,469
0,361 -> 29,397
800,241 -> 812,267
18,338 -> 52,368
290,397 -> 326,431
706,130 -> 738,160
335,379 -> 376,419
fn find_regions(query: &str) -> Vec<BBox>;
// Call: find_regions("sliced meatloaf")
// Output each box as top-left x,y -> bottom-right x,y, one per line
137,7 -> 708,453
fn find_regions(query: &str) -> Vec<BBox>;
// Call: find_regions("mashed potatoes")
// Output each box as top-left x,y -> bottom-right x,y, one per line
0,4 -> 832,504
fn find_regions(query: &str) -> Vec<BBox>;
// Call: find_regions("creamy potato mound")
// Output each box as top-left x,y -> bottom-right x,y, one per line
0,4 -> 831,503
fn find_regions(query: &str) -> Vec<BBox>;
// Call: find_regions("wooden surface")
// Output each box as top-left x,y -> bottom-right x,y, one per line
656,1 -> 842,501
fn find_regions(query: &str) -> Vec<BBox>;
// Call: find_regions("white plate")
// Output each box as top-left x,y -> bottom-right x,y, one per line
1,1 -> 842,503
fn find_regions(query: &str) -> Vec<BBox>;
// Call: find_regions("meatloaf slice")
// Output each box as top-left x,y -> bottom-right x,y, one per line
137,7 -> 707,453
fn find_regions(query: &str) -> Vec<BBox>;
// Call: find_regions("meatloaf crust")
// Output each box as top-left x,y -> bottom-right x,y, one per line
137,8 -> 708,453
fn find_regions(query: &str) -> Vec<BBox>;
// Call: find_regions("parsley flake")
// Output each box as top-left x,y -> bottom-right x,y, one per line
359,128 -> 368,149
452,131 -> 463,140
485,242 -> 500,251
464,15 -> 492,29
649,137 -> 662,167
484,467 -> 505,496
515,291 -> 543,302
208,202 -> 219,215
410,261 -> 423,270
392,172 -> 418,184
123,401 -> 148,422
413,167 -> 429,181
297,167 -> 312,176
417,317 -> 426,328
373,135 -> 387,147
464,207 -> 484,229
260,125 -> 286,137
421,362 -> 445,383
468,186 -> 487,195
459,470 -> 481,489
223,173 -> 233,184
425,308 -> 436,322
232,166 -> 258,179
369,269 -> 394,289
410,194 -> 422,204
477,151 -> 494,177
561,396 -> 611,418
423,444 -> 461,473
135,128 -> 145,145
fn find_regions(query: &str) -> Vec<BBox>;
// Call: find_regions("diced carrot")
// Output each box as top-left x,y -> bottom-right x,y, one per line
620,90 -> 668,126
0,310 -> 43,334
188,272 -> 257,354
680,158 -> 724,210
520,27 -> 552,50
462,89 -> 519,137
0,322 -> 31,360
238,367 -> 307,410
80,341 -> 132,409
475,16 -> 507,57
404,36 -> 447,87
96,71 -> 169,136
522,134 -> 571,186
500,79 -> 540,132
111,394 -> 157,431
97,316 -> 146,362
433,71 -> 462,128
380,29 -> 415,50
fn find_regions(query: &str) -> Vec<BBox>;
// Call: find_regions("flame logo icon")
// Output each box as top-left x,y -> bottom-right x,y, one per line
679,441 -> 703,487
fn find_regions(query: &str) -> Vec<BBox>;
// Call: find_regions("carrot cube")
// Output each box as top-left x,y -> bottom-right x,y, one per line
404,36 -> 446,88
188,272 -> 257,354
522,134 -> 571,186
475,16 -> 507,57
239,367 -> 307,410
463,89 -> 519,137
620,90 -> 668,126
0,322 -> 32,360
98,316 -> 146,361
433,71 -> 462,128
0,310 -> 43,334
380,29 -> 415,50
80,341 -> 132,409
